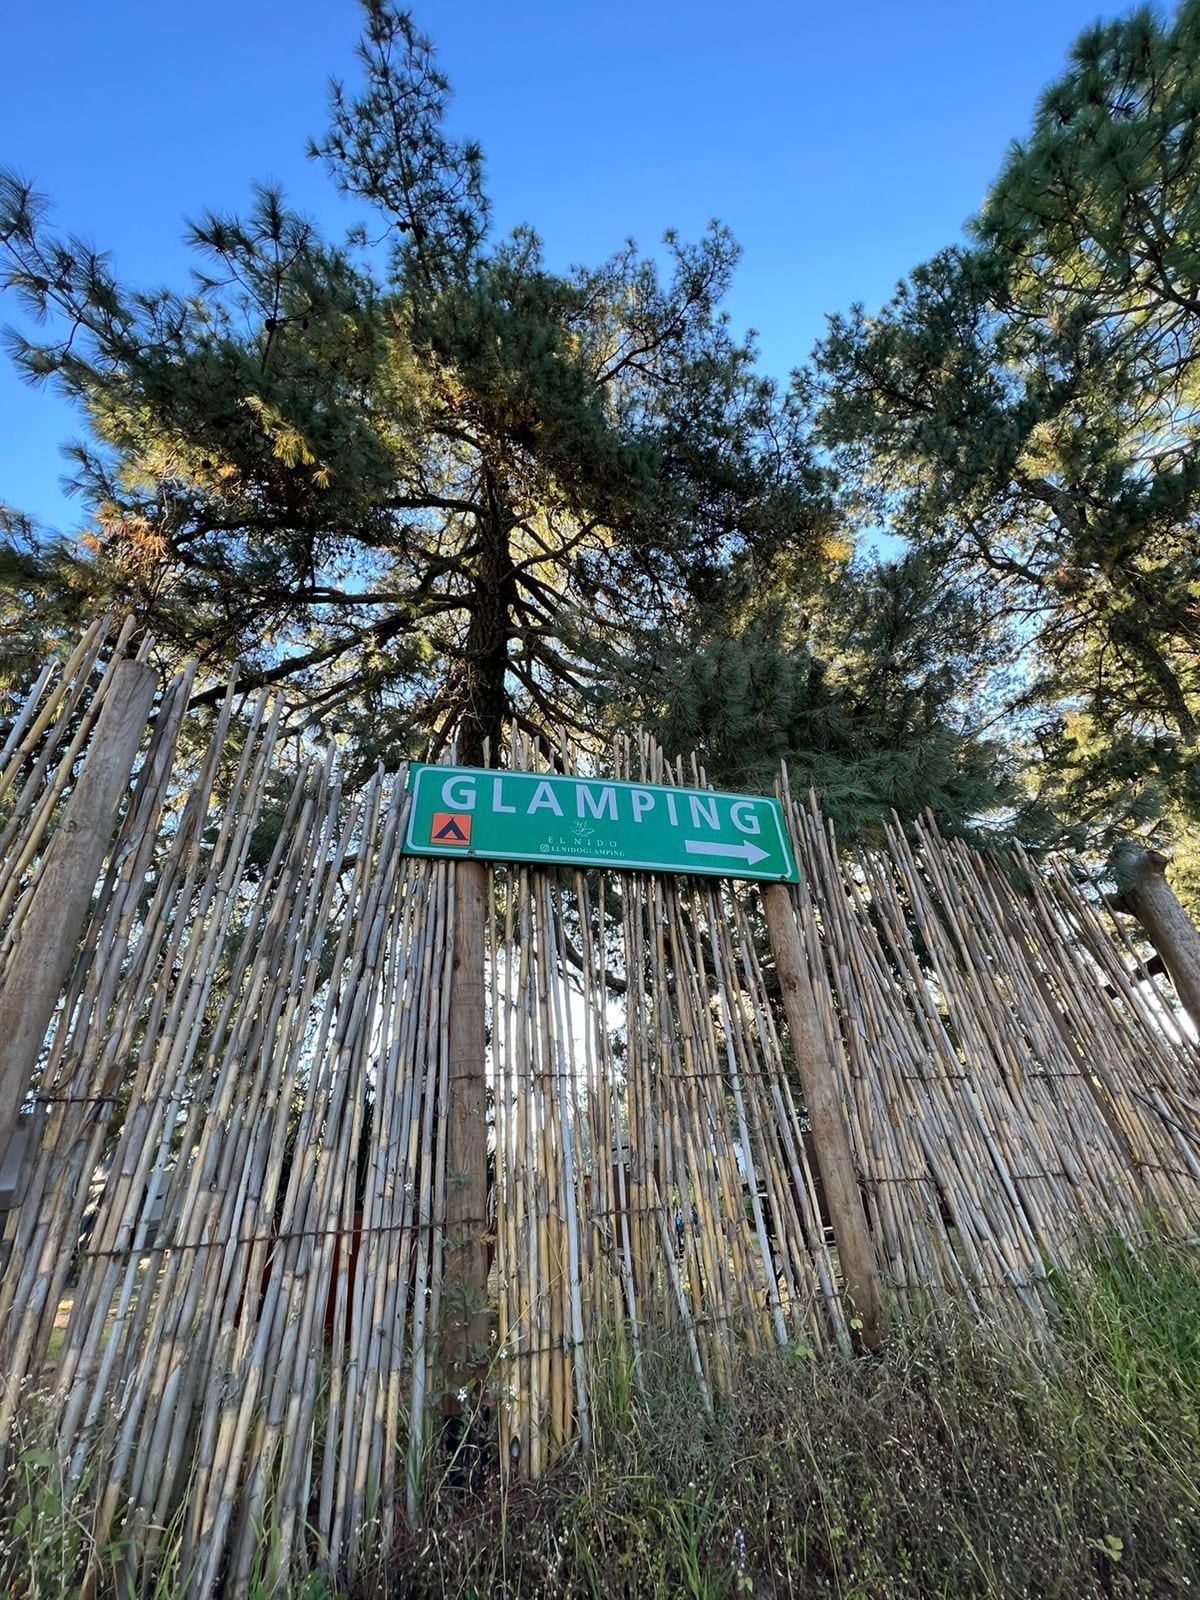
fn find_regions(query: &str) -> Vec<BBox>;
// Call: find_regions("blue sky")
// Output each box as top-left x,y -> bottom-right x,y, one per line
1,0 -> 1136,534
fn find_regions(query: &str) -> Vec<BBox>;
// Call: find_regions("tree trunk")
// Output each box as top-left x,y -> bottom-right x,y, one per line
1113,850 -> 1200,1035
442,488 -> 512,1415
443,858 -> 490,1392
457,487 -> 516,767
761,881 -> 883,1350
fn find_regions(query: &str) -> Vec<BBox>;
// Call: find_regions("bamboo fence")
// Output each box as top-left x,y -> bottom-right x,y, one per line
0,637 -> 1197,1597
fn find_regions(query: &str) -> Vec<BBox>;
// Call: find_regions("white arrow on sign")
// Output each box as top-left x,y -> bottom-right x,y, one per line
684,839 -> 770,866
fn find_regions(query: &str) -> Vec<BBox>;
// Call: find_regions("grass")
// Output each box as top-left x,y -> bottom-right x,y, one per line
4,1235 -> 1200,1599
384,1234 -> 1200,1600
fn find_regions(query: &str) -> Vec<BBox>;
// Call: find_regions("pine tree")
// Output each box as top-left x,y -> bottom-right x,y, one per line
811,0 -> 1200,892
0,4 -> 824,767
616,548 -> 1020,840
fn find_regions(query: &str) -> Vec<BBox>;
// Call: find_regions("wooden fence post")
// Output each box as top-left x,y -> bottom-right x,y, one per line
1111,850 -> 1200,1036
761,880 -> 883,1350
0,658 -> 157,1146
443,856 -> 490,1397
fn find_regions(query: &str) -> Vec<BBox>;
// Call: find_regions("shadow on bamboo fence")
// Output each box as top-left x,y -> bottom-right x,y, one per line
0,632 -> 1197,1598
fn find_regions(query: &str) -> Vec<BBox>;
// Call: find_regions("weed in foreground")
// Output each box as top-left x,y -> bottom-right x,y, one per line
381,1240 -> 1200,1600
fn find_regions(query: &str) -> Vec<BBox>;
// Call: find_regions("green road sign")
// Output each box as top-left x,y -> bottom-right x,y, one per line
403,764 -> 799,882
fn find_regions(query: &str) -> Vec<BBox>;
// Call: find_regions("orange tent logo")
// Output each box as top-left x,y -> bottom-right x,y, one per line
430,812 -> 472,847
